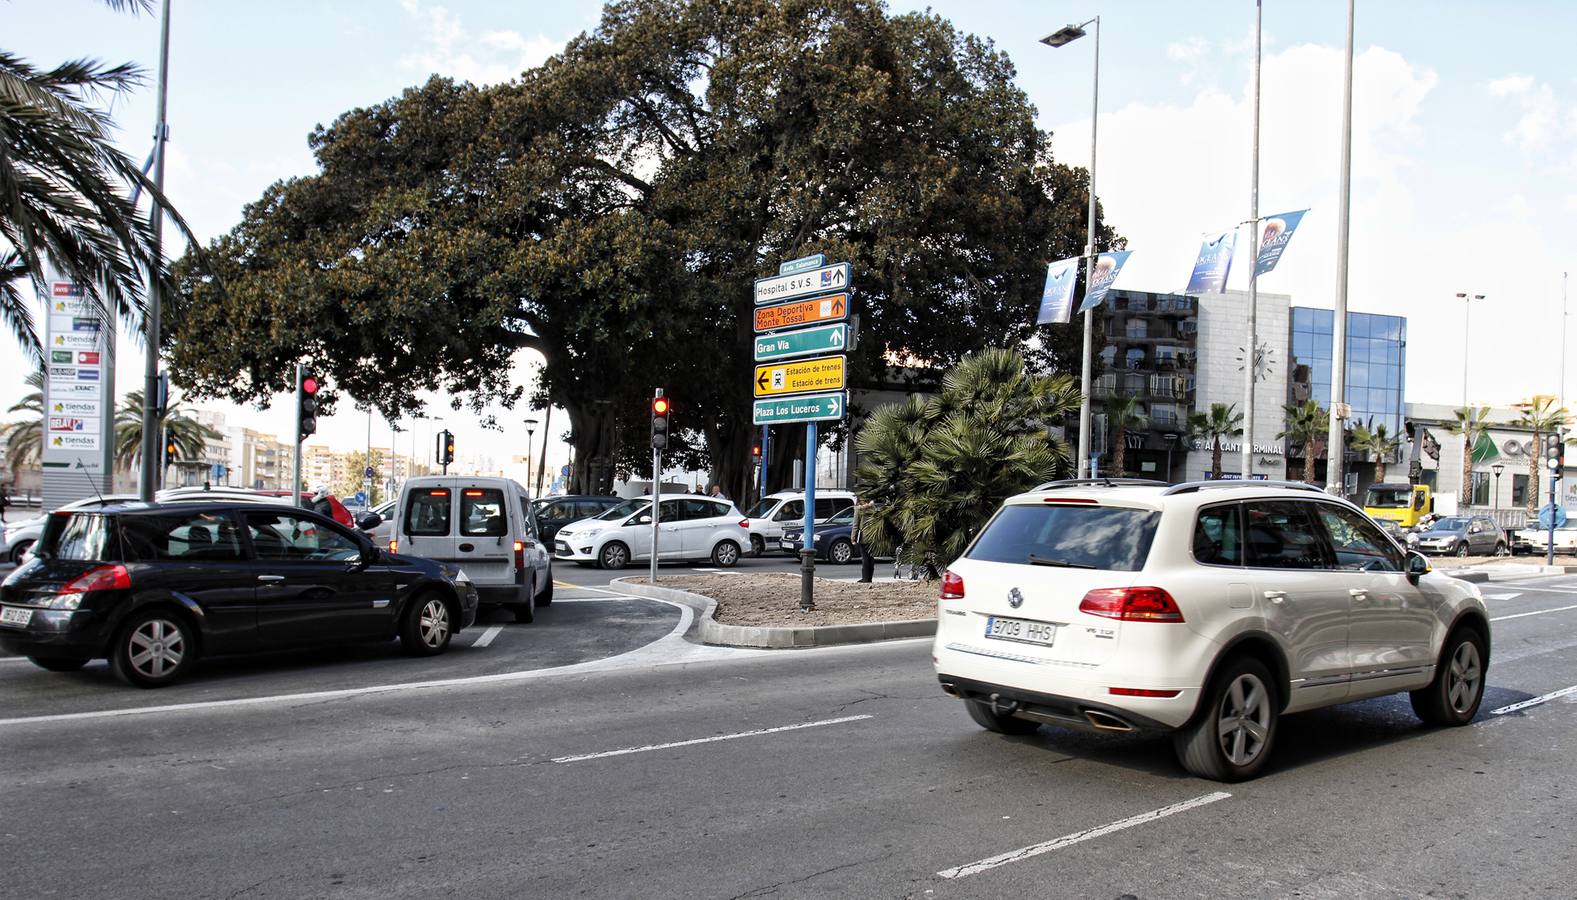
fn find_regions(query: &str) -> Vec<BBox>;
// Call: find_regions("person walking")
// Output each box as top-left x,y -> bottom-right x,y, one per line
709,484 -> 728,500
853,498 -> 876,583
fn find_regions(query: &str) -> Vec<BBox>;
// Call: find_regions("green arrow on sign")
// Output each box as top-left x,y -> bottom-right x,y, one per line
753,323 -> 850,362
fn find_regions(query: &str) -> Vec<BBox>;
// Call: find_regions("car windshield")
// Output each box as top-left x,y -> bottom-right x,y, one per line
966,503 -> 1161,571
1365,488 -> 1411,508
827,507 -> 855,525
596,499 -> 650,521
1428,518 -> 1470,532
743,498 -> 778,518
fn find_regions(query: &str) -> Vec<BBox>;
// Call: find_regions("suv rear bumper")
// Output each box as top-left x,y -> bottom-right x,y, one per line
937,674 -> 1179,733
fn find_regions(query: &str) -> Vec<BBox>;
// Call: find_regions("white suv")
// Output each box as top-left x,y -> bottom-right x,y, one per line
934,480 -> 1491,782
554,494 -> 749,569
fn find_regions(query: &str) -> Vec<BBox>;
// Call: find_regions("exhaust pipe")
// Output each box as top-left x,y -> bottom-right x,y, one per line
939,681 -> 960,697
1084,710 -> 1135,732
988,693 -> 1020,716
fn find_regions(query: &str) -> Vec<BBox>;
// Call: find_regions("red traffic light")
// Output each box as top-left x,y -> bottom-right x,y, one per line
752,444 -> 761,458
301,376 -> 319,395
653,397 -> 670,415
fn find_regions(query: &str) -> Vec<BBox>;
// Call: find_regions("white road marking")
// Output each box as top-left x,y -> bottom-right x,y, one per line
1491,603 -> 1577,622
1491,684 -> 1577,715
1481,592 -> 1523,601
470,625 -> 504,648
937,792 -> 1232,879
551,714 -> 874,763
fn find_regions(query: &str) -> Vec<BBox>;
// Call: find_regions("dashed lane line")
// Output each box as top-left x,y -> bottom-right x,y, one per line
470,624 -> 504,649
936,792 -> 1233,880
1491,684 -> 1577,715
1491,603 -> 1577,622
551,714 -> 875,763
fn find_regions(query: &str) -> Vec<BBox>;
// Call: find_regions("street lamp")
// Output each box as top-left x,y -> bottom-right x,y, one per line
1455,292 -> 1484,403
1325,0 -> 1355,496
524,417 -> 539,493
1042,15 -> 1100,478
1162,432 -> 1179,484
1492,462 -> 1505,509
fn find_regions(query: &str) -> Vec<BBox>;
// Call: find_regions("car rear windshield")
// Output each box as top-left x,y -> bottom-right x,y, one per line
966,503 -> 1160,571
405,489 -> 452,536
41,513 -> 122,561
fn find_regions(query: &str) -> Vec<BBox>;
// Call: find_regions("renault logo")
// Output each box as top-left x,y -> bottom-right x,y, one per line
1007,588 -> 1024,609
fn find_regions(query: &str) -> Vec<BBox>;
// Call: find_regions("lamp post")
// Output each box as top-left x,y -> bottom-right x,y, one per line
1042,15 -> 1100,479
524,417 -> 539,493
1492,462 -> 1505,509
1162,432 -> 1179,484
1241,0 -> 1263,484
1455,292 -> 1484,404
1325,0 -> 1355,496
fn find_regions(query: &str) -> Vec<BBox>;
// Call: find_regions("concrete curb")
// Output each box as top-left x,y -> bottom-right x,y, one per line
1450,572 -> 1490,583
612,577 -> 936,649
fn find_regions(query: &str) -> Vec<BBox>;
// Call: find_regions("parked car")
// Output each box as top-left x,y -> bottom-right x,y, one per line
532,494 -> 622,544
934,479 -> 1490,781
0,501 -> 478,687
5,494 -> 141,565
1412,515 -> 1505,557
1514,521 -> 1577,556
742,490 -> 856,556
389,476 -> 552,623
359,499 -> 398,547
779,506 -> 858,563
554,494 -> 748,569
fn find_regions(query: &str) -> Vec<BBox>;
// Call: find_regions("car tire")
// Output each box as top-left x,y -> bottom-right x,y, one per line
711,540 -> 741,568
110,608 -> 197,688
29,656 -> 88,672
537,571 -> 554,607
749,535 -> 765,557
964,698 -> 1041,735
10,540 -> 33,565
1410,626 -> 1486,726
599,542 -> 630,570
400,593 -> 454,656
1494,541 -> 1507,557
1173,657 -> 1279,782
1455,542 -> 1470,557
827,538 -> 854,565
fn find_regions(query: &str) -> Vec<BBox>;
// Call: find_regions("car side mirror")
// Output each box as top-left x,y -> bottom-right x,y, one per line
357,512 -> 383,531
635,514 -> 652,525
1405,551 -> 1430,582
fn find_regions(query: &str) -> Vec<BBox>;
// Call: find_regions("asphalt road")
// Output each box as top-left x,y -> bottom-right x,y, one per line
6,573 -> 1577,898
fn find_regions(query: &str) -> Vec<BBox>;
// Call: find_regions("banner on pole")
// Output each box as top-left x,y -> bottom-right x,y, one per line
1254,209 -> 1308,276
1185,230 -> 1236,294
1035,256 -> 1080,325
1078,250 -> 1133,313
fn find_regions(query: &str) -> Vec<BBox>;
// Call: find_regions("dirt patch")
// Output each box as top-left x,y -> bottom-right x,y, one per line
657,574 -> 939,627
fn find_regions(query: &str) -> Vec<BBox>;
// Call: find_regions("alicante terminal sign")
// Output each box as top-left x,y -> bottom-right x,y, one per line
42,277 -> 115,507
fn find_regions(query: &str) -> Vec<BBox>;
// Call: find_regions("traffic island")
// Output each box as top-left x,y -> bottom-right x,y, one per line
613,574 -> 937,649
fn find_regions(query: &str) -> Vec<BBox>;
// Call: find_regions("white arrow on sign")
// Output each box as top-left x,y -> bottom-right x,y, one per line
829,330 -> 843,348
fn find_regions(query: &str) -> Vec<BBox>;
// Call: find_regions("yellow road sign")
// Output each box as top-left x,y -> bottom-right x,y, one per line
753,355 -> 846,397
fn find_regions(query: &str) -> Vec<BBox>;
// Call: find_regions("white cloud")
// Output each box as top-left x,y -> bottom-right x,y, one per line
1487,74 -> 1535,97
400,0 -> 565,86
1166,37 -> 1207,64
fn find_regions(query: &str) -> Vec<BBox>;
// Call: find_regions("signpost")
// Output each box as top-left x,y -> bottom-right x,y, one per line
753,356 -> 847,397
41,278 -> 114,510
752,262 -> 850,306
752,392 -> 846,425
753,293 -> 849,332
778,253 -> 826,275
753,323 -> 849,363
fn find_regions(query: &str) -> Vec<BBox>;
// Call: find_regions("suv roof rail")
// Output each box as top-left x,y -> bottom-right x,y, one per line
1161,480 -> 1329,496
1033,478 -> 1171,490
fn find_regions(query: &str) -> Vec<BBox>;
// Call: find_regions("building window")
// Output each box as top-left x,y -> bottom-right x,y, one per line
1125,318 -> 1148,339
1469,471 -> 1490,506
1512,474 -> 1529,508
1125,348 -> 1145,370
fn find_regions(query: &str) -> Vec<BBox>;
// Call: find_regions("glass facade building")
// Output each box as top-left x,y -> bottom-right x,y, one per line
1289,308 -> 1406,438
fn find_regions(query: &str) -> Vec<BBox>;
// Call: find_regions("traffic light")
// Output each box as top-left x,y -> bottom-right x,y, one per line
1547,432 -> 1564,479
297,367 -> 319,441
163,430 -> 177,468
437,430 -> 455,466
651,389 -> 670,450
752,443 -> 762,461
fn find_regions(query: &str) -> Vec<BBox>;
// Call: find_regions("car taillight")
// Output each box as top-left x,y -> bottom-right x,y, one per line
739,519 -> 750,528
1079,586 -> 1184,622
388,539 -> 398,553
1109,687 -> 1182,698
940,570 -> 965,600
61,564 -> 132,594
513,540 -> 525,570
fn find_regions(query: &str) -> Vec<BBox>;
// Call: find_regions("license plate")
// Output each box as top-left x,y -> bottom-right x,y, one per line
984,615 -> 1055,647
0,606 -> 33,627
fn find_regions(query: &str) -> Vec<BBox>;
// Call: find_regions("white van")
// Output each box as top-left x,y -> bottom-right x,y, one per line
742,490 -> 857,556
387,476 -> 553,622
554,493 -> 749,568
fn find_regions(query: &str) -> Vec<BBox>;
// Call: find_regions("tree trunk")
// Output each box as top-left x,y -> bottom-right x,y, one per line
1462,436 -> 1474,508
1112,425 -> 1125,475
1211,437 -> 1222,479
1304,436 -> 1317,484
1528,428 -> 1541,513
706,416 -> 756,509
1375,455 -> 1386,484
564,399 -> 618,496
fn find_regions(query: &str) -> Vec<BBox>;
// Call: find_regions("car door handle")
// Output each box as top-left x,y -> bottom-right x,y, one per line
1349,588 -> 1369,601
1262,590 -> 1286,603
258,575 -> 285,582
458,543 -> 475,552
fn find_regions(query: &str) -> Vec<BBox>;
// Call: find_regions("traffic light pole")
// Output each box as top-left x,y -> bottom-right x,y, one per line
292,363 -> 305,508
800,421 -> 816,611
650,447 -> 662,584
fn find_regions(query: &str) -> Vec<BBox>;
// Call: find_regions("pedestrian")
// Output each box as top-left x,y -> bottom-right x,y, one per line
853,498 -> 876,583
709,484 -> 727,500
0,481 -> 9,523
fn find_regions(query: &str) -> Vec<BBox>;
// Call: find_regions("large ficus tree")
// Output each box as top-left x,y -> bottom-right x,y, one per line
166,0 -> 1114,496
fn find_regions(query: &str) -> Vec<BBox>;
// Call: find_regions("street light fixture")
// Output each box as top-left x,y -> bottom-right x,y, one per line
1492,462 -> 1505,509
524,417 -> 539,493
1456,292 -> 1485,404
1042,14 -> 1100,478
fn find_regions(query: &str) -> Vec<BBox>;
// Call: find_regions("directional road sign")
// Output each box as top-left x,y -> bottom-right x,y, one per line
753,262 -> 851,306
753,293 -> 849,333
752,391 -> 846,425
754,323 -> 849,363
753,355 -> 846,397
778,253 -> 826,275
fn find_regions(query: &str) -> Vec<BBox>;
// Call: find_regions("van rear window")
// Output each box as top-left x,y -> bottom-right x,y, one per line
405,490 -> 452,536
966,504 -> 1160,571
461,489 -> 507,536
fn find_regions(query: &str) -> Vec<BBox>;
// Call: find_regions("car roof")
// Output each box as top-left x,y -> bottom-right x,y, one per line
68,500 -> 324,516
1006,479 -> 1353,511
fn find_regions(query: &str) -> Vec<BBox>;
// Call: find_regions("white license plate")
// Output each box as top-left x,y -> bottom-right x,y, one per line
0,606 -> 33,627
984,615 -> 1055,647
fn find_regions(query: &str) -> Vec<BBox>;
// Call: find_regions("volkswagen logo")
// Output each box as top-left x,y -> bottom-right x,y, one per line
1007,587 -> 1024,609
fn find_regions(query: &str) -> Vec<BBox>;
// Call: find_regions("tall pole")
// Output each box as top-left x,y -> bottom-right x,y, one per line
1562,272 -> 1569,507
137,0 -> 173,502
535,406 -> 551,497
1325,0 -> 1355,497
1076,16 -> 1101,479
1462,296 -> 1471,404
1241,0 -> 1262,482
365,407 -> 372,504
649,448 -> 661,584
800,421 -> 817,610
291,364 -> 304,508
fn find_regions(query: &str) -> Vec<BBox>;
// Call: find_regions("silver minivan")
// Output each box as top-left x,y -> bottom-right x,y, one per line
390,476 -> 552,622
743,490 -> 856,556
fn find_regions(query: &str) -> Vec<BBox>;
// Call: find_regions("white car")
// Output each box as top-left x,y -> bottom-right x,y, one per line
742,490 -> 856,556
4,494 -> 140,564
1514,522 -> 1577,556
934,479 -> 1491,782
555,494 -> 749,569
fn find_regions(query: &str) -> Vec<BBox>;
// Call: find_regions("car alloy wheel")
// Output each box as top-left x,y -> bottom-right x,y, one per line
1411,627 -> 1487,725
1217,672 -> 1272,768
828,538 -> 854,565
1446,640 -> 1483,715
1455,542 -> 1469,557
600,542 -> 629,570
712,540 -> 740,567
10,540 -> 33,565
128,617 -> 187,680
418,598 -> 450,648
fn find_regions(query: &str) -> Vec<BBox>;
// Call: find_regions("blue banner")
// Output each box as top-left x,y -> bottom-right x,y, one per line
1078,250 -> 1133,313
1254,209 -> 1308,276
1185,229 -> 1236,294
1035,256 -> 1081,324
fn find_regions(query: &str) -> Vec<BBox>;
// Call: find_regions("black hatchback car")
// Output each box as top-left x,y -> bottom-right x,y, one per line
531,494 -> 622,544
0,501 -> 478,687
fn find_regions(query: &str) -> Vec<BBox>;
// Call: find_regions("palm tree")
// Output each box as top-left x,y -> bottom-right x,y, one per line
113,389 -> 221,472
1348,420 -> 1402,483
1277,400 -> 1326,484
1105,396 -> 1147,476
1187,402 -> 1243,480
855,348 -> 1080,569
2,370 -> 45,472
1447,406 -> 1491,506
1513,396 -> 1569,513
1,1 -> 197,362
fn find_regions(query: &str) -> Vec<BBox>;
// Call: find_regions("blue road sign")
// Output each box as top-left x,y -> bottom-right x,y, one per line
1538,503 -> 1568,529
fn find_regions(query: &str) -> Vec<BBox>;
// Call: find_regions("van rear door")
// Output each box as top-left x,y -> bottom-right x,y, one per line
401,482 -> 457,561
453,482 -> 514,584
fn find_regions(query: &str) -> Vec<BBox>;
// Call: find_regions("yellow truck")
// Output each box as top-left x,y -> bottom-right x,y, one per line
1364,482 -> 1434,528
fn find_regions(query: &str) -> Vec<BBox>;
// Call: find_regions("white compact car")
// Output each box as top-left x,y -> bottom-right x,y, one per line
742,490 -> 856,556
934,479 -> 1491,782
554,494 -> 748,569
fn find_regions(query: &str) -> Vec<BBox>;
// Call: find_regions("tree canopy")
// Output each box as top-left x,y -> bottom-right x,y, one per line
166,0 -> 1115,495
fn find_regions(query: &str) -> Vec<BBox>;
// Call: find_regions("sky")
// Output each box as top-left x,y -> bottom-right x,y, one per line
7,0 -> 1577,472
